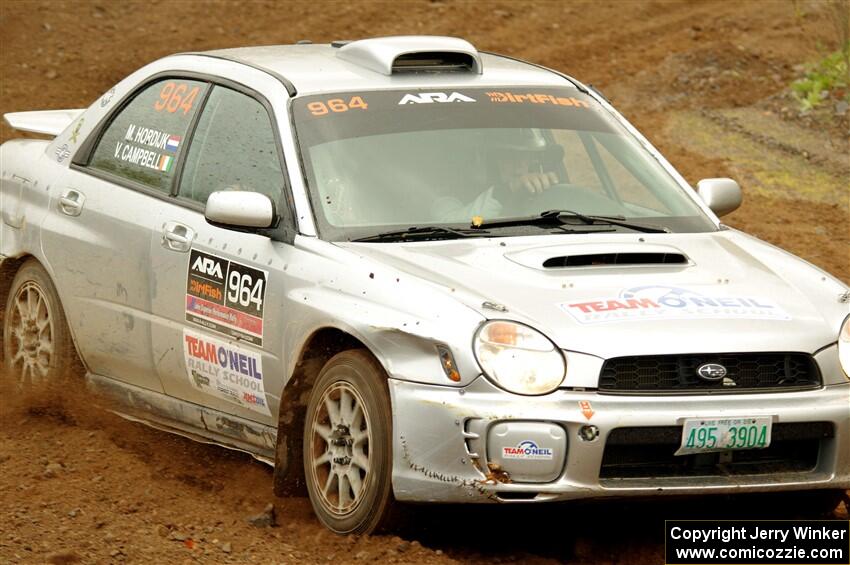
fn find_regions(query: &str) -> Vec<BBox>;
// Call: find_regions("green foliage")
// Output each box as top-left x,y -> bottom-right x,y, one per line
791,45 -> 850,111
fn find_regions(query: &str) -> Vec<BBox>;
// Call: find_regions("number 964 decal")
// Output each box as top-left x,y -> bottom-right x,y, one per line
185,250 -> 267,345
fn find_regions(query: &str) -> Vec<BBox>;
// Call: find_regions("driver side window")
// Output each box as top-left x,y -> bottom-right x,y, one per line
178,86 -> 284,205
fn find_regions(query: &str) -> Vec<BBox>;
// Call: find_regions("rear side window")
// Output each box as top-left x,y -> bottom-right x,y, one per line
178,86 -> 283,205
89,79 -> 208,192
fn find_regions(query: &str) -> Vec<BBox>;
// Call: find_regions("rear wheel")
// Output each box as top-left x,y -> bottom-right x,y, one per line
3,260 -> 79,387
303,349 -> 396,534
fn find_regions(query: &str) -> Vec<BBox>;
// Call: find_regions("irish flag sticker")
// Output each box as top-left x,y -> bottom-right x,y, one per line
157,154 -> 174,172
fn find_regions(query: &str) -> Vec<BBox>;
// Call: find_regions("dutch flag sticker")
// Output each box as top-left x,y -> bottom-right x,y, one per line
165,135 -> 181,152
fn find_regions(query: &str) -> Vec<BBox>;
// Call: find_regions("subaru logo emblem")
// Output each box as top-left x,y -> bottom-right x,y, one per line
697,363 -> 727,381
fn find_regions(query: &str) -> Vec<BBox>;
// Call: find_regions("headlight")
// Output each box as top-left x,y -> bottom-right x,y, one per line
473,320 -> 565,395
839,314 -> 850,379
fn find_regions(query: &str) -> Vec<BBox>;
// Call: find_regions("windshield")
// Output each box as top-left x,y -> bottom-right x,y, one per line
292,87 -> 717,240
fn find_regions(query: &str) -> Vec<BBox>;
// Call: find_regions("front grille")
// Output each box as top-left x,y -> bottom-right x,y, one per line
599,353 -> 821,394
600,422 -> 832,479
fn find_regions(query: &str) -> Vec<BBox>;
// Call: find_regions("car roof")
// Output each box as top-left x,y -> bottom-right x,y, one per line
197,38 -> 574,97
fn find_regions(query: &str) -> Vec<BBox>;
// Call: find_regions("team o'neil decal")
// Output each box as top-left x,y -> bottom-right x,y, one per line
502,440 -> 553,461
185,249 -> 267,346
561,285 -> 792,325
183,329 -> 270,416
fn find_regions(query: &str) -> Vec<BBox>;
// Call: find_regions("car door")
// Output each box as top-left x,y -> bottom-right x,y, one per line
40,77 -> 209,392
148,83 -> 290,424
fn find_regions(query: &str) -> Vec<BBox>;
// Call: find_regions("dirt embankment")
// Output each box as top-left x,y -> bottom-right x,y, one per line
1,1 -> 848,564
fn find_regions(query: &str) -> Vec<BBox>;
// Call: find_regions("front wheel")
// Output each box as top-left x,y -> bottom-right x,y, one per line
303,349 -> 396,534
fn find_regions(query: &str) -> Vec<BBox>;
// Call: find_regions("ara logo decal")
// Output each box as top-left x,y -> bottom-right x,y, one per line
191,255 -> 224,279
502,440 -> 553,460
398,92 -> 476,105
185,250 -> 267,346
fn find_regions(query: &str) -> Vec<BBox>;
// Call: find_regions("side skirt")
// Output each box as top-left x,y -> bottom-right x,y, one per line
86,372 -> 276,465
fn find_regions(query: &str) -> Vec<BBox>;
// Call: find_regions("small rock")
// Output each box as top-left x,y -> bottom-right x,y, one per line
42,22 -> 52,31
109,549 -> 123,557
68,508 -> 80,518
835,101 -> 849,116
169,531 -> 189,542
396,541 -> 410,553
43,463 -> 63,478
156,524 -> 169,538
45,69 -> 57,80
436,549 -> 444,555
246,503 -> 277,527
221,542 -> 232,554
355,550 -> 369,560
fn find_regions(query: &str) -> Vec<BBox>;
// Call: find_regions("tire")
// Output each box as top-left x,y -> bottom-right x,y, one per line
303,349 -> 397,534
3,259 -> 80,387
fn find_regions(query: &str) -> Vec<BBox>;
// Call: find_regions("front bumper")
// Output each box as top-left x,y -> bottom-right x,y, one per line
389,377 -> 850,503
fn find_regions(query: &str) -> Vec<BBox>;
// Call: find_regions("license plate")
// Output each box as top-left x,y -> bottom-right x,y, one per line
675,417 -> 772,456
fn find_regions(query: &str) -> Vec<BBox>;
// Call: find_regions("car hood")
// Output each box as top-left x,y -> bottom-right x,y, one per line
337,230 -> 847,359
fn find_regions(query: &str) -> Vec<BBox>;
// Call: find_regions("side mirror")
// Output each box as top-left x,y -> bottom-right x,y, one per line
205,191 -> 275,229
696,178 -> 742,217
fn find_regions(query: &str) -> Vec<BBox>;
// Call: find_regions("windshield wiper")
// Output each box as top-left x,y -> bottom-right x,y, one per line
350,226 -> 489,243
472,209 -> 669,233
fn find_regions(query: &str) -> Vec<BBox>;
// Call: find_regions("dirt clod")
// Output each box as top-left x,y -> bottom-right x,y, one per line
45,551 -> 81,565
246,503 -> 277,528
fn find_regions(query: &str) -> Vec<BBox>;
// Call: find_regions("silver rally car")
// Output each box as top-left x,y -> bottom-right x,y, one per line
1,36 -> 849,534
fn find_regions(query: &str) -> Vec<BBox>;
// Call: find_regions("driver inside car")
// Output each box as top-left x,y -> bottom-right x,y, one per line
432,129 -> 562,221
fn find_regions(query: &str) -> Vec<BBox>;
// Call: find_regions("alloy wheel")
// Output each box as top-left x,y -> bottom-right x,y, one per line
7,281 -> 54,385
308,381 -> 372,517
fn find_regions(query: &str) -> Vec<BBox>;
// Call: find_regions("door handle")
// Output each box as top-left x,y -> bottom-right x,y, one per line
59,189 -> 85,217
162,222 -> 195,253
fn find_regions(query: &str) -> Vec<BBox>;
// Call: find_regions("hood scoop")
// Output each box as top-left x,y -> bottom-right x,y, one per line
505,242 -> 692,271
543,252 -> 688,268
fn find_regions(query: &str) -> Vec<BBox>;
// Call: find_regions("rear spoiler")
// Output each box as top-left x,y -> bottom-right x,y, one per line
3,109 -> 85,137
